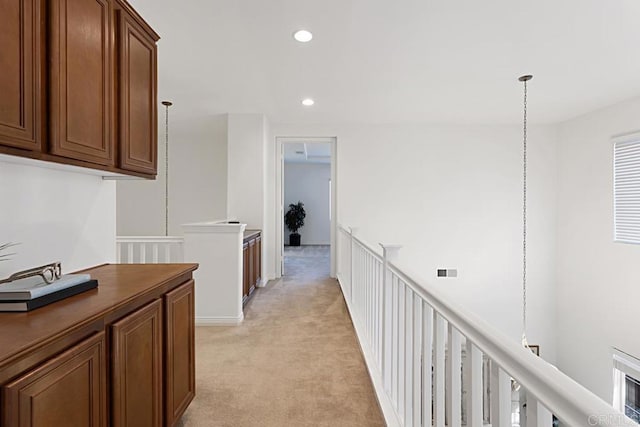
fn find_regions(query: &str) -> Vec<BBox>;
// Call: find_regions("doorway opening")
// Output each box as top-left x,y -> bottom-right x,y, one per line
276,137 -> 337,278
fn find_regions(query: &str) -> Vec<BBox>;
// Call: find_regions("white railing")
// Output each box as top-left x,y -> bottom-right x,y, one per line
337,225 -> 634,427
116,236 -> 184,264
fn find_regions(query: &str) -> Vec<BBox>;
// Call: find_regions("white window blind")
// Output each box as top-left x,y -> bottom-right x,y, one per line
614,138 -> 640,244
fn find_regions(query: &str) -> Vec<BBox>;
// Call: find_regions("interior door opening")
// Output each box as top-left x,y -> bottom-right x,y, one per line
277,137 -> 337,278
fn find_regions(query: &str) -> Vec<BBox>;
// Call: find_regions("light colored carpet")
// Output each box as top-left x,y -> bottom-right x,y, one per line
178,246 -> 385,427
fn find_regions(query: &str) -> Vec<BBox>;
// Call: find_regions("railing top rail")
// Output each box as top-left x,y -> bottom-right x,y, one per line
116,236 -> 185,243
338,224 -> 627,426
338,224 -> 384,262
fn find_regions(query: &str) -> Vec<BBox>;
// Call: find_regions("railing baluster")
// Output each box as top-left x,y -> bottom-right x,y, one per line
367,253 -> 372,346
527,395 -> 553,427
412,295 -> 421,427
490,364 -> 512,427
391,275 -> 398,405
398,280 -> 406,419
152,243 -> 159,263
139,244 -> 146,264
374,260 -> 380,367
422,302 -> 434,427
116,243 -> 122,263
383,261 -> 391,392
363,251 -> 367,338
434,313 -> 446,427
127,243 -> 134,263
164,244 -> 171,263
447,325 -> 462,427
465,340 -> 483,427
404,288 -> 414,426
380,244 -> 400,395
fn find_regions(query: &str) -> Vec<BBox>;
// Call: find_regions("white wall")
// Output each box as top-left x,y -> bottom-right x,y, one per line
555,96 -> 640,402
269,123 -> 559,361
0,158 -> 116,276
117,112 -> 228,235
284,162 -> 331,245
226,114 -> 266,230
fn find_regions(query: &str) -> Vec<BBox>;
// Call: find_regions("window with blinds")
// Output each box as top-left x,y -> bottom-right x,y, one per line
614,138 -> 640,244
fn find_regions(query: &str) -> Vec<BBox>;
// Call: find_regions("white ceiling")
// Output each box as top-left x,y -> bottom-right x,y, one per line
283,142 -> 331,164
130,0 -> 640,125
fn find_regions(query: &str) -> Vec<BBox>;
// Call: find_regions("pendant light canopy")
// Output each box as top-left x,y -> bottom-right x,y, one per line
518,75 -> 532,348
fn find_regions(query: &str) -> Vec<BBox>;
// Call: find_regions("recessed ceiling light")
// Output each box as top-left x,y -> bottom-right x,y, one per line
301,98 -> 315,106
293,30 -> 313,43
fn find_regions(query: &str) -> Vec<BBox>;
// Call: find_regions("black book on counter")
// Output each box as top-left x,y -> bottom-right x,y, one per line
0,280 -> 98,312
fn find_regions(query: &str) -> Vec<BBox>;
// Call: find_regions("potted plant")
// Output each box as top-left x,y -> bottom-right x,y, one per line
284,202 -> 306,246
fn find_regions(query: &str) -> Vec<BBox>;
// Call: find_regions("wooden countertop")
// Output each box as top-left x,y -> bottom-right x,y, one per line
0,263 -> 197,372
243,229 -> 261,241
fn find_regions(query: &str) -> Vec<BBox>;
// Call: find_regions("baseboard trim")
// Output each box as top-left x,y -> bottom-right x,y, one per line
196,314 -> 244,326
337,276 -> 401,427
256,278 -> 268,288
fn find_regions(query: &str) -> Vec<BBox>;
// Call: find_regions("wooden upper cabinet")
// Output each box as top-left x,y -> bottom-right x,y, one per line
49,0 -> 114,165
2,332 -> 107,427
0,0 -> 44,151
0,0 -> 158,176
117,5 -> 158,174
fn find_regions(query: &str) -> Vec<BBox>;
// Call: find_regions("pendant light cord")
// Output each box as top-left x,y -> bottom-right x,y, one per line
165,105 -> 169,237
519,75 -> 532,348
162,101 -> 173,237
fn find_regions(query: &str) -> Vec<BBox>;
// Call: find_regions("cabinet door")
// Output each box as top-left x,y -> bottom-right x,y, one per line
49,0 -> 114,165
0,0 -> 43,151
112,299 -> 162,427
164,280 -> 195,426
2,332 -> 106,427
242,242 -> 249,298
248,239 -> 256,294
117,8 -> 157,174
255,236 -> 261,287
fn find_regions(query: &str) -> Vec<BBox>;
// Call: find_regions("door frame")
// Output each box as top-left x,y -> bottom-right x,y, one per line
276,136 -> 337,278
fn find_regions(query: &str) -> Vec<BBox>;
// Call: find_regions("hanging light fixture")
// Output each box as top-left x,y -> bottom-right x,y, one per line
518,74 -> 532,348
161,100 -> 173,237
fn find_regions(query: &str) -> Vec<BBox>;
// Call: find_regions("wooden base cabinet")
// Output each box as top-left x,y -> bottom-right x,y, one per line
112,299 -> 163,427
242,231 -> 262,304
0,264 -> 197,427
2,333 -> 107,427
164,281 -> 195,427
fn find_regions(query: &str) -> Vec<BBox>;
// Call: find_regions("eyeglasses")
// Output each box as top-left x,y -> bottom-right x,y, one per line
0,262 -> 62,286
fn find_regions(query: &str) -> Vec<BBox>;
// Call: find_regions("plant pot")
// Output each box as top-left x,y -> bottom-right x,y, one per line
289,233 -> 301,246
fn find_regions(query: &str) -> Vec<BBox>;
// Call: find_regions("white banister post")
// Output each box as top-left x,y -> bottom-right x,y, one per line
434,314 -> 446,427
490,363 -> 512,427
446,325 -> 462,427
348,227 -> 356,302
379,243 -> 401,395
527,396 -> 553,427
465,340 -> 483,427
422,302 -> 434,427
